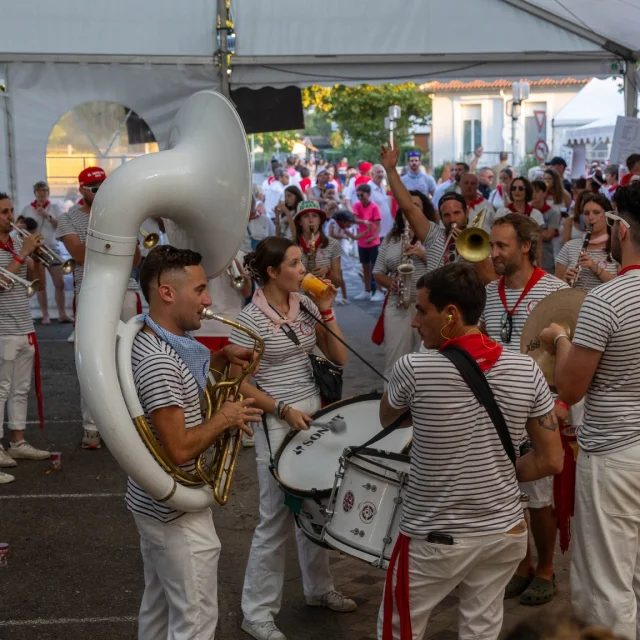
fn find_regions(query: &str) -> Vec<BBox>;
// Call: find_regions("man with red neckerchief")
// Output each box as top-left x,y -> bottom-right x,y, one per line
0,193 -> 51,483
479,214 -> 567,608
378,262 -> 562,640
461,172 -> 495,232
539,181 -> 640,638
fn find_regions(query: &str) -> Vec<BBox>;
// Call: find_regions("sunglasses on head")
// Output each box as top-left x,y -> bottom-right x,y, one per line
605,210 -> 631,229
500,312 -> 513,344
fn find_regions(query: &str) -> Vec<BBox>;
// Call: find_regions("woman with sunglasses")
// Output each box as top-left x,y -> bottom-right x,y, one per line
229,237 -> 355,640
555,193 -> 619,290
489,167 -> 514,210
274,185 -> 304,239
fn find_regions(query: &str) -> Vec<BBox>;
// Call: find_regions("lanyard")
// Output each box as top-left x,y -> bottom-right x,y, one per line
498,267 -> 546,317
619,265 -> 640,276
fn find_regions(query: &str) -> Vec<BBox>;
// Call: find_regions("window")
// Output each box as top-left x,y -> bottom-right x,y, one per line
462,104 -> 481,157
525,102 -> 546,154
46,101 -> 159,206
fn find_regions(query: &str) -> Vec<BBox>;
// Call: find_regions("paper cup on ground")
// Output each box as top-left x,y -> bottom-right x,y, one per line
301,273 -> 330,298
50,452 -> 62,470
0,543 -> 8,568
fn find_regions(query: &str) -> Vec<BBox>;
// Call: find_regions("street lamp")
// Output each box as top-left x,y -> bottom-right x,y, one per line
510,81 -> 529,169
387,105 -> 401,146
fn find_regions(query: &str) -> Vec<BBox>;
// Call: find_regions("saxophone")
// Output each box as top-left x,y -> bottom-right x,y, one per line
396,223 -> 416,309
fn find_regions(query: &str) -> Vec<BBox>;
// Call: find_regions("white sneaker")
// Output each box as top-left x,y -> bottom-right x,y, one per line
305,590 -> 357,612
67,328 -> 75,343
242,436 -> 255,448
0,446 -> 17,468
8,441 -> 50,461
371,291 -> 385,302
82,429 -> 102,450
0,470 -> 15,484
241,620 -> 286,640
354,291 -> 372,301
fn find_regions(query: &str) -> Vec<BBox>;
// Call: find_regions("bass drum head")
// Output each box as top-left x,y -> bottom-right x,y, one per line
273,392 -> 412,499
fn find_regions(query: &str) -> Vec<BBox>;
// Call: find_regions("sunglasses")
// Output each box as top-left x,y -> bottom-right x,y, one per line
512,185 -> 526,192
501,312 -> 513,344
605,210 -> 631,229
83,185 -> 101,194
356,193 -> 368,198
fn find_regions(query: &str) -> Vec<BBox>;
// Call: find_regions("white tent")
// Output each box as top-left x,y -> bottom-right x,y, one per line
1,0 -> 639,207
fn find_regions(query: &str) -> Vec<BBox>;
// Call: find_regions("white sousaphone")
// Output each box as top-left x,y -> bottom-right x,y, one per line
75,91 -> 252,512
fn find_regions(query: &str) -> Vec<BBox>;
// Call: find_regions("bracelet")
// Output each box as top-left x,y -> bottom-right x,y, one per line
12,255 -> 24,265
553,334 -> 570,348
320,308 -> 334,317
274,400 -> 282,418
322,314 -> 336,323
282,404 -> 292,420
555,399 -> 570,411
597,267 -> 603,277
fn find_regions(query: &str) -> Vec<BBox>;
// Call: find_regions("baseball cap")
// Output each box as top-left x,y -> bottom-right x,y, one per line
408,151 -> 421,158
359,161 -> 373,173
79,166 -> 107,187
545,156 -> 567,167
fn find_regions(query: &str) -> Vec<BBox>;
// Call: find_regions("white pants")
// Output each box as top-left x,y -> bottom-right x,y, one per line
383,304 -> 422,386
242,394 -> 334,624
378,529 -> 527,640
519,476 -> 553,509
77,293 -> 137,433
133,509 -> 221,640
0,334 -> 34,438
571,441 -> 640,639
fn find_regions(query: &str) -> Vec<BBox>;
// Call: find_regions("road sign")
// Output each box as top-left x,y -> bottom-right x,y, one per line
534,110 -> 546,133
534,139 -> 549,162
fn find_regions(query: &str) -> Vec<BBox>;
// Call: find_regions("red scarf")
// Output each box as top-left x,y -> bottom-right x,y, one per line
299,233 -> 322,255
0,237 -> 21,261
30,200 -> 50,209
466,195 -> 484,208
496,185 -> 503,196
440,333 -> 503,371
299,177 -> 311,193
507,202 -> 534,216
498,267 -> 546,319
619,265 -> 640,276
27,333 -> 45,429
538,202 -> 551,213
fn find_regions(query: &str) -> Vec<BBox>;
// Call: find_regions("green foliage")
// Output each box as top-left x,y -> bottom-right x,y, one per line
517,154 -> 543,178
252,131 -> 301,159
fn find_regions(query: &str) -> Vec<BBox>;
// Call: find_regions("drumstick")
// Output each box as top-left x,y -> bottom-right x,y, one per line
309,417 -> 347,434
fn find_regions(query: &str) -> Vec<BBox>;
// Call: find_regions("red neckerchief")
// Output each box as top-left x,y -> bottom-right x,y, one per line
538,202 -> 551,213
496,185 -> 503,196
299,177 -> 311,193
466,195 -> 484,208
77,198 -> 85,206
507,202 -> 534,216
619,265 -> 640,276
299,234 -> 322,254
30,200 -> 50,209
0,236 -> 21,260
440,333 -> 503,372
498,267 -> 546,320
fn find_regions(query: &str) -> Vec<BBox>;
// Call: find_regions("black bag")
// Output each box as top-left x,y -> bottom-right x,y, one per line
278,304 -> 344,404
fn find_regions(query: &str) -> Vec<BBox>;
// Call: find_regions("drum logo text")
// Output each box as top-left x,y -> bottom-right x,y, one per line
343,491 -> 354,512
360,502 -> 377,523
293,427 -> 330,455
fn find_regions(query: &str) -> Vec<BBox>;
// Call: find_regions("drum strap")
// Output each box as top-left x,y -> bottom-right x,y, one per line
440,345 -> 516,466
350,410 -> 411,456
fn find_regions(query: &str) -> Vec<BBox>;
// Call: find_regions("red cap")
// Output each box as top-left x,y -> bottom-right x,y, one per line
79,166 -> 107,187
359,161 -> 372,173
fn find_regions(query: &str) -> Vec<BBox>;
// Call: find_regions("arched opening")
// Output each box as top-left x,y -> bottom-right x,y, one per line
46,101 -> 159,207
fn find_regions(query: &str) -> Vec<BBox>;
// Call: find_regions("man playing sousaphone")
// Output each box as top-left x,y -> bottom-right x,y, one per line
129,245 -> 262,639
538,182 -> 640,638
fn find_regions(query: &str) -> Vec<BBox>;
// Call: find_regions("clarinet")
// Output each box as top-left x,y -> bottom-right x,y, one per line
570,225 -> 593,288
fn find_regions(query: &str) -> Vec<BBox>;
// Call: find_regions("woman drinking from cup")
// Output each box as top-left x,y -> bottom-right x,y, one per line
229,237 -> 355,640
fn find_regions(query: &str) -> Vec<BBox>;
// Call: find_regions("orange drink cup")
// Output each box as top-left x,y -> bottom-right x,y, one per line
301,273 -> 330,298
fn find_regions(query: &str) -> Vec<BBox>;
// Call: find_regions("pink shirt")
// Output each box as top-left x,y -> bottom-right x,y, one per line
353,201 -> 382,248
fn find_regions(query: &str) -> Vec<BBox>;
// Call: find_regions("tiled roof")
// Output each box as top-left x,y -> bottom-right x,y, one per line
420,78 -> 590,92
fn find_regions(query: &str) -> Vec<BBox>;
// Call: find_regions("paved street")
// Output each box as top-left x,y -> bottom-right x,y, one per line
1,265 -> 573,640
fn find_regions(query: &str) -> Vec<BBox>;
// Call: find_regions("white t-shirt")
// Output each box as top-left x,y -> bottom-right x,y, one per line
480,273 -> 567,350
126,331 -> 205,523
495,206 -> 545,229
241,215 -> 272,253
388,349 -> 554,537
229,295 -> 320,404
0,235 -> 34,335
369,181 -> 393,237
264,180 -> 286,219
469,199 -> 497,232
572,270 -> 640,454
556,239 -> 619,291
20,202 -> 62,249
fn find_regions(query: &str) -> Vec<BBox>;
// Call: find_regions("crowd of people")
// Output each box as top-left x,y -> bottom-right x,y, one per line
2,140 -> 640,640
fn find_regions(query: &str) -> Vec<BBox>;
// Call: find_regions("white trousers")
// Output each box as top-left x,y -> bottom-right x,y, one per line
383,304 -> 422,386
0,334 -> 34,438
378,529 -> 527,640
571,441 -> 640,639
133,509 -> 221,640
77,293 -> 138,433
242,394 -> 334,624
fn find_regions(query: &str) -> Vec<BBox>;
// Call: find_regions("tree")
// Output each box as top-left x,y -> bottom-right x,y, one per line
253,131 -> 300,159
303,84 -> 431,147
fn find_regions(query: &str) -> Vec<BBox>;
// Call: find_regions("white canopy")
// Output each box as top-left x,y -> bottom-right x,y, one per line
554,78 -> 625,128
565,117 -> 619,145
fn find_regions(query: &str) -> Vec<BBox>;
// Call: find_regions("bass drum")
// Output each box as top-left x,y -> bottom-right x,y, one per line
271,392 -> 412,546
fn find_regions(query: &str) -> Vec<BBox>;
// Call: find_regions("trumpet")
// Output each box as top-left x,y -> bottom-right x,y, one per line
10,223 -> 76,275
569,226 -> 593,288
226,260 -> 246,290
0,266 -> 40,297
455,209 -> 491,263
139,228 -> 160,249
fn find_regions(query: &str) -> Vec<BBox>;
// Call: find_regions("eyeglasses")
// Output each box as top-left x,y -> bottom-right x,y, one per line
512,185 -> 526,192
83,185 -> 101,194
356,193 -> 367,199
500,312 -> 513,344
605,210 -> 630,229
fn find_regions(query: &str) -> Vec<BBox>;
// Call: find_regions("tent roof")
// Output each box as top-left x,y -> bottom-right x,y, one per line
565,116 -> 618,145
554,77 -> 625,127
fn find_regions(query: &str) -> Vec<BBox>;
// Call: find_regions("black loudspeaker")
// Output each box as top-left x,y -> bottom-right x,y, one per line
231,86 -> 305,134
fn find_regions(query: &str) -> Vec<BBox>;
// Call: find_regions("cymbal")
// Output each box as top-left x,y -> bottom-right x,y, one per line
520,288 -> 587,386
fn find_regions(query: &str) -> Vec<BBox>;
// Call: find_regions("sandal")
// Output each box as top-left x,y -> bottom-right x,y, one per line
504,574 -> 533,599
519,575 -> 557,606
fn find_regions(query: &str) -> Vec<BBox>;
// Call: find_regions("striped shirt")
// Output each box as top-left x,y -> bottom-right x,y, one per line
572,270 -> 640,454
56,205 -> 138,295
373,234 -> 430,304
126,331 -> 204,523
423,221 -> 447,268
480,273 -> 568,350
388,350 -> 554,537
0,236 -> 34,335
556,239 -> 619,291
229,295 -> 320,404
300,237 -> 343,272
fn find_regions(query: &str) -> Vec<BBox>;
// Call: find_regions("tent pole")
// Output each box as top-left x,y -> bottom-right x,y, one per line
217,0 -> 230,98
624,62 -> 638,118
1,64 -> 17,203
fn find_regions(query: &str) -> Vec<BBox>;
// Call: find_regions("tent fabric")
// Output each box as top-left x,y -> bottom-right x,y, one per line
565,117 -> 618,145
554,78 -> 625,127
